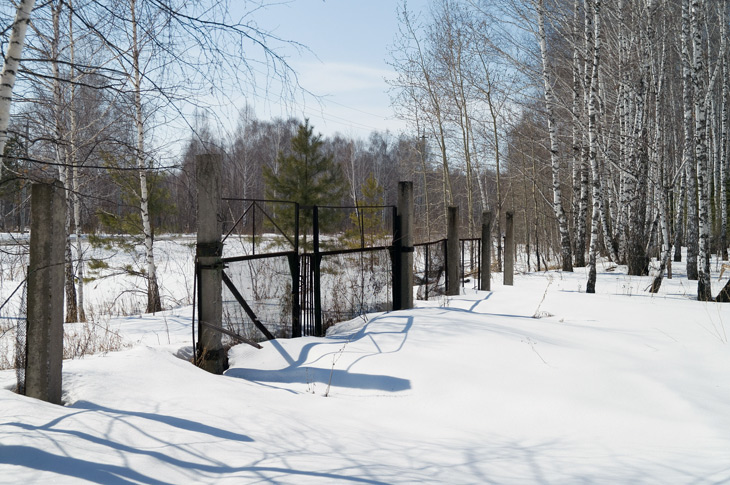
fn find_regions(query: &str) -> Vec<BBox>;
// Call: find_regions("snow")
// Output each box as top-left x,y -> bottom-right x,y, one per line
2,257 -> 730,483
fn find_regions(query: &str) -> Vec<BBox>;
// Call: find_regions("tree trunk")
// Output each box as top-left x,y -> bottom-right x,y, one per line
68,0 -> 86,321
682,0 -> 699,281
537,0 -> 573,272
586,0 -> 602,293
0,0 -> 35,176
722,48 -> 729,261
571,0 -> 587,268
692,0 -> 712,300
131,0 -> 162,313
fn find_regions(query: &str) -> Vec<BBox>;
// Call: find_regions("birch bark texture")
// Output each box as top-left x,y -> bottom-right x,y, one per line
586,0 -> 602,293
536,0 -> 573,273
0,0 -> 36,178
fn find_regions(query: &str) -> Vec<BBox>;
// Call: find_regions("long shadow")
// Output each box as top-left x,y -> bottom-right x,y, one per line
0,445 -> 173,485
228,315 -> 414,392
66,401 -> 253,442
0,445 -> 391,484
225,367 -> 411,392
3,422 -> 249,473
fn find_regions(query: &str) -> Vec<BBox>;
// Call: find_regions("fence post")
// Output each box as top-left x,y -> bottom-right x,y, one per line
504,210 -> 514,286
481,211 -> 492,291
25,180 -> 65,404
397,182 -> 413,309
196,154 -> 226,374
446,206 -> 460,296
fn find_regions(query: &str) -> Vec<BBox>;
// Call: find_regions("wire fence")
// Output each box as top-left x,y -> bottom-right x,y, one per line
0,279 -> 27,393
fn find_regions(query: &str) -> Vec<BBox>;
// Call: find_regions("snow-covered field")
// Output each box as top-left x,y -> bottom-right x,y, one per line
2,253 -> 730,483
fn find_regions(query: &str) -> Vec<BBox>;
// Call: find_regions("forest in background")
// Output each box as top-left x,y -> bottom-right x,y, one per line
0,0 -> 727,324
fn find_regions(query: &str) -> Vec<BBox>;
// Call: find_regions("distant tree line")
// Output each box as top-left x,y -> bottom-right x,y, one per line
3,0 -> 725,323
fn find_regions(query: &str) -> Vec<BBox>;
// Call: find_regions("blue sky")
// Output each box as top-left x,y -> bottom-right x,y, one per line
232,0 -> 432,139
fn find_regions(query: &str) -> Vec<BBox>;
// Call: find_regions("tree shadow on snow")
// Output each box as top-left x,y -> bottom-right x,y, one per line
226,315 -> 413,393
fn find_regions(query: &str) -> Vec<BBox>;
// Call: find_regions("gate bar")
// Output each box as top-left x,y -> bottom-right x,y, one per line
222,271 -> 276,341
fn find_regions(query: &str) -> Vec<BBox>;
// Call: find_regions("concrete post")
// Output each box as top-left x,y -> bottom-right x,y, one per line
196,154 -> 226,374
397,182 -> 413,309
481,211 -> 492,291
446,206 -> 460,296
25,180 -> 65,404
504,211 -> 514,286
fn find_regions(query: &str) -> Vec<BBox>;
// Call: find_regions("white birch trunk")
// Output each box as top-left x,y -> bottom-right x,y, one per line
68,0 -> 85,321
131,0 -> 161,313
682,0 -> 699,281
692,0 -> 712,300
0,0 -> 35,177
721,48 -> 729,261
571,0 -> 587,267
536,0 -> 573,272
586,0 -> 602,293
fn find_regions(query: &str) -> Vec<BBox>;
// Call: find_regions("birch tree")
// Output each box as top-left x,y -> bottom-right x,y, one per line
0,0 -> 35,178
585,0 -> 602,293
536,0 -> 573,272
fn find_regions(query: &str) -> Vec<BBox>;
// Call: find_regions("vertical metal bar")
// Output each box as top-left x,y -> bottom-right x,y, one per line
291,202 -> 300,337
461,239 -> 465,288
443,239 -> 448,295
481,211 -> 492,291
391,205 -> 402,311
252,201 -> 256,256
423,243 -> 426,301
313,206 -> 322,336
477,239 -> 482,290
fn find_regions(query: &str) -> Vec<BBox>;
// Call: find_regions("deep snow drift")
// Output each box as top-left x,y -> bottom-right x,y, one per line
1,260 -> 730,483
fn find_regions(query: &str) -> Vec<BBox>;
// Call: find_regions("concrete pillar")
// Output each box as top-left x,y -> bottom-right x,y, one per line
398,182 -> 413,309
196,154 -> 226,374
25,180 -> 66,404
446,206 -> 460,296
481,211 -> 492,291
504,211 -> 514,286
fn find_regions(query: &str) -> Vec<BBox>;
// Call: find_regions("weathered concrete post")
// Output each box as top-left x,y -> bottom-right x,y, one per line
446,206 -> 460,296
25,180 -> 66,404
397,182 -> 413,309
481,211 -> 492,291
504,211 -> 514,286
196,154 -> 226,374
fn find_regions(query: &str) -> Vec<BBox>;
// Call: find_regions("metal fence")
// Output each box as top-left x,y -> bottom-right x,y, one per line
413,238 -> 482,300
204,201 -> 399,342
199,197 -> 488,347
301,205 -> 397,336
0,279 -> 27,393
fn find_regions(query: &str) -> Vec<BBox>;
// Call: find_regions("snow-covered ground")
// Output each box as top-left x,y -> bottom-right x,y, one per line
2,256 -> 730,483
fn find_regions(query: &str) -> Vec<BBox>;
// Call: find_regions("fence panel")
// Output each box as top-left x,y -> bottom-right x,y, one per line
460,238 -> 481,290
414,238 -> 483,300
221,254 -> 295,342
413,239 -> 447,300
315,248 -> 393,335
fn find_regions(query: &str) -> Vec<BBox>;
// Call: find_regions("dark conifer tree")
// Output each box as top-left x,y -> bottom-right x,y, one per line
263,119 -> 347,245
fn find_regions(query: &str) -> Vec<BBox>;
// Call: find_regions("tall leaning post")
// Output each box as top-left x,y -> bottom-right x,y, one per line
196,153 -> 227,374
446,206 -> 460,296
481,211 -> 492,291
397,181 -> 414,309
25,180 -> 66,404
504,210 -> 514,286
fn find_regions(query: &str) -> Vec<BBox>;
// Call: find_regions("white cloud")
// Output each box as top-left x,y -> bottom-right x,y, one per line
294,61 -> 395,96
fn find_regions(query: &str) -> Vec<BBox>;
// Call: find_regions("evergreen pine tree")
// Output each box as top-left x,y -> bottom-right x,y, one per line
263,119 -> 347,246
347,173 -> 386,248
